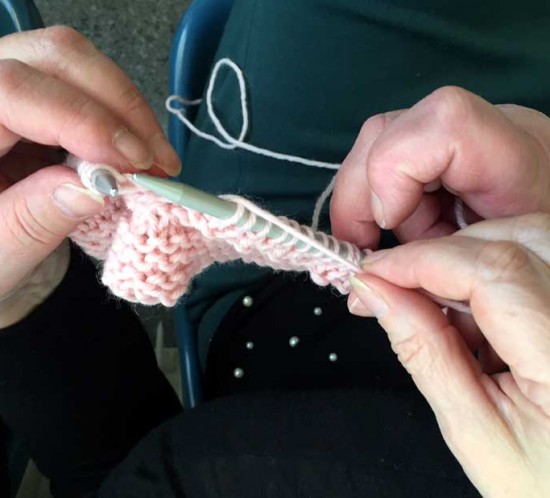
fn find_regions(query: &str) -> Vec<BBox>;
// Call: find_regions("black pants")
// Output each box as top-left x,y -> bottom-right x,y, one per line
0,248 -> 478,497
99,390 -> 478,498
0,247 -> 182,497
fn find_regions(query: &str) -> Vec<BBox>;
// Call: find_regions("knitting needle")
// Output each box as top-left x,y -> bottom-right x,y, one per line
90,170 -> 119,197
131,173 -> 352,260
65,153 -> 119,197
132,174 -> 235,219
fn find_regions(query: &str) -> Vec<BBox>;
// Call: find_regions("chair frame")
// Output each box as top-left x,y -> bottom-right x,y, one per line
168,0 -> 235,409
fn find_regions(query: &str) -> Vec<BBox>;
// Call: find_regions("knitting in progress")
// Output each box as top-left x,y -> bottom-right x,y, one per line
70,167 -> 365,307
68,57 -> 367,307
70,58 -> 471,312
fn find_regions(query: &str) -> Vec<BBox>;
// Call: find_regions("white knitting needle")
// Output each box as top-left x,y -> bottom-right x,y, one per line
65,153 -> 119,197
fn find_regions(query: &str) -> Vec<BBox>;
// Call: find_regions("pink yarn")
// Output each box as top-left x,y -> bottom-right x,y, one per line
70,188 -> 365,307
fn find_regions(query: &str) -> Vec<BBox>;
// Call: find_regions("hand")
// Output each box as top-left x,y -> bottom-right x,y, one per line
0,27 -> 181,327
330,86 -> 550,248
349,214 -> 550,497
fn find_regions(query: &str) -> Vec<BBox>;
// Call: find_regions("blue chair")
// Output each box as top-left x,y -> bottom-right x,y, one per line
168,0 -> 235,410
0,2 -> 43,495
0,0 -> 42,35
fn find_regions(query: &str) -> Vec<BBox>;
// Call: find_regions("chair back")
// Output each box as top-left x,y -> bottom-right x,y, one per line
168,0 -> 235,409
168,0 -> 235,164
0,0 -> 42,35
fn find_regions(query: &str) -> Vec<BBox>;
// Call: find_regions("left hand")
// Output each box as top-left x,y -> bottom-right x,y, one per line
348,214 -> 550,497
0,27 -> 181,327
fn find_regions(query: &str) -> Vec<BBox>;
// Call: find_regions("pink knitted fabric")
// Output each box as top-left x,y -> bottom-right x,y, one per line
69,188 -> 365,307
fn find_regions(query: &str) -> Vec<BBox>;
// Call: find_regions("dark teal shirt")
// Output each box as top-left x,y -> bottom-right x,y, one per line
183,0 -> 550,348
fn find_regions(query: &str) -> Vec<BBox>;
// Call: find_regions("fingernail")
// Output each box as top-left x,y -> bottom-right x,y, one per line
370,191 -> 386,229
361,249 -> 390,268
52,183 -> 104,218
349,276 -> 388,318
113,128 -> 153,170
348,295 -> 374,317
151,133 -> 182,176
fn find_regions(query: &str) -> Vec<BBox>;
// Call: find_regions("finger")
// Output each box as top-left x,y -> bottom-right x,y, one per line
348,275 -> 486,415
392,191 -> 457,242
493,372 -> 550,421
498,103 -> 550,148
348,274 -> 518,491
0,28 -> 180,176
457,213 -> 550,263
0,165 -> 104,296
365,87 -> 550,230
331,110 -> 404,248
361,232 -> 550,395
0,59 -> 154,172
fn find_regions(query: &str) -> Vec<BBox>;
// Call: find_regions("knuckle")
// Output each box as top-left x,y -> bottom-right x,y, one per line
426,86 -> 475,131
41,26 -> 89,53
476,240 -> 531,280
39,26 -> 96,69
391,332 -> 432,376
361,113 -> 399,170
360,113 -> 388,137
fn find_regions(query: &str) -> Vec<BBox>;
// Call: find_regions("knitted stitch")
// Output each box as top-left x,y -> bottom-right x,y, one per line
70,181 -> 366,307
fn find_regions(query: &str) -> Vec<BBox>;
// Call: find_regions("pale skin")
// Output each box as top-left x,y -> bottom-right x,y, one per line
330,87 -> 550,496
1,27 -> 549,497
0,27 -> 180,326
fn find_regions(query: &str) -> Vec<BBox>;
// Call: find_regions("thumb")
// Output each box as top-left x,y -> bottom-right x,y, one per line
0,165 -> 104,295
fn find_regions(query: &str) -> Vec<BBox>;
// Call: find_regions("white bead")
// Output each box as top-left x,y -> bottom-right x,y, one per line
289,336 -> 300,347
233,368 -> 244,378
313,306 -> 323,316
242,296 -> 254,307
329,353 -> 338,362
246,341 -> 254,350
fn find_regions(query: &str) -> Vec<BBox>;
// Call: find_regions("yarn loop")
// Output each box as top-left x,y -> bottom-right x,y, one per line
166,58 -> 340,230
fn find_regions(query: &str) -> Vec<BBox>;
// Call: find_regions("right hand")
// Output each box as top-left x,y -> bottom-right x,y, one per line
349,214 -> 550,497
330,87 -> 550,248
0,26 -> 181,327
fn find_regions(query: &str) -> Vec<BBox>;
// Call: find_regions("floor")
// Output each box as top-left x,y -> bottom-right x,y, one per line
16,1 -> 191,496
35,0 -> 191,128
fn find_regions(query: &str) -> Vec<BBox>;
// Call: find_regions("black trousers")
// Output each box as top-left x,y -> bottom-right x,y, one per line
99,390 -> 479,498
0,248 -> 478,497
0,247 -> 182,497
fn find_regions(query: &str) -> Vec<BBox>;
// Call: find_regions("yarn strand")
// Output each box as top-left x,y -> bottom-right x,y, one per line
166,59 -> 341,171
166,58 -> 340,228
